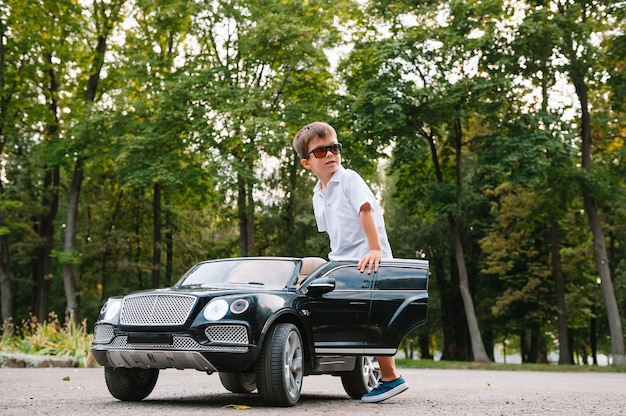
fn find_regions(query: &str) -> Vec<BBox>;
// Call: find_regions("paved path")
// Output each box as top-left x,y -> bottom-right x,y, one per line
1,367 -> 625,415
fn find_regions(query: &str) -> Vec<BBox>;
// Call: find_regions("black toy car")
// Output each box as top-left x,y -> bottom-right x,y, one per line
91,256 -> 429,406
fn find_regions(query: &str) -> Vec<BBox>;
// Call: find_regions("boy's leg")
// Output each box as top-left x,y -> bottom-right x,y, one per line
377,356 -> 399,380
361,356 -> 409,403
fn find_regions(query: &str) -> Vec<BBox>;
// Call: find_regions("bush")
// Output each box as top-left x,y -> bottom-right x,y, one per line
0,312 -> 93,367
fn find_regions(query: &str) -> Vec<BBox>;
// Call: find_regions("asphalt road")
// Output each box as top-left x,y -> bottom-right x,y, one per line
1,367 -> 625,415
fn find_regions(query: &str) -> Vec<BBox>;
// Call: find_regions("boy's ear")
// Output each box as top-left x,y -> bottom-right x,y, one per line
300,158 -> 312,170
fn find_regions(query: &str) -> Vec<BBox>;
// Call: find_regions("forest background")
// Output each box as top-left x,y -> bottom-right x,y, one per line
1,0 -> 625,366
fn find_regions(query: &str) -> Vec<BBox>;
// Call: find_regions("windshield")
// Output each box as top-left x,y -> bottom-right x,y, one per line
176,258 -> 298,289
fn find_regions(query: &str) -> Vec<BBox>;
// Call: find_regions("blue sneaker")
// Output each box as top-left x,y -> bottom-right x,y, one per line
361,376 -> 409,403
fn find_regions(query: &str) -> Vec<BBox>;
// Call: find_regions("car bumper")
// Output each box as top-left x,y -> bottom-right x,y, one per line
91,324 -> 259,372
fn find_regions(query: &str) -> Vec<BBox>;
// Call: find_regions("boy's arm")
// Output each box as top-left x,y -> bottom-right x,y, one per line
358,202 -> 382,274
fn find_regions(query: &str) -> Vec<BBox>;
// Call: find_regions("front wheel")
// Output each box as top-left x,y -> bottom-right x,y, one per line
340,356 -> 380,399
255,323 -> 304,407
104,367 -> 159,401
219,372 -> 257,393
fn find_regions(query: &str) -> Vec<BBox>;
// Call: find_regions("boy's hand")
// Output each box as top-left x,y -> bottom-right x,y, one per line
358,249 -> 382,274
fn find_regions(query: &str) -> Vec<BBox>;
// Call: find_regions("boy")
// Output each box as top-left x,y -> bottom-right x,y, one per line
293,121 -> 409,403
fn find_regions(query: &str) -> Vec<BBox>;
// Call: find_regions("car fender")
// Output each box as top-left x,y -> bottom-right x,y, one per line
256,307 -> 314,367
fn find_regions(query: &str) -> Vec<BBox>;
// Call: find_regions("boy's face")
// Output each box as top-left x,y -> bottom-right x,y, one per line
300,135 -> 342,182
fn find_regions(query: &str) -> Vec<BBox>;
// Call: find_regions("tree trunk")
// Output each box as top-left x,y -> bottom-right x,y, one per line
100,247 -> 108,302
450,119 -> 487,362
419,333 -> 432,360
246,179 -> 254,256
238,173 -> 248,256
0,20 -> 10,330
583,194 -> 624,365
423,125 -> 490,363
31,250 -> 50,322
590,299 -> 598,365
550,217 -> 571,364
237,172 -> 255,257
436,253 -> 471,361
164,196 -> 173,287
133,201 -> 145,289
31,165 -> 59,322
284,154 -> 299,256
0,207 -> 12,331
572,71 -> 625,366
99,191 -> 124,301
528,325 -> 547,363
62,157 -> 83,324
31,52 -> 61,322
449,216 -> 490,362
151,181 -> 161,288
61,26 -> 111,323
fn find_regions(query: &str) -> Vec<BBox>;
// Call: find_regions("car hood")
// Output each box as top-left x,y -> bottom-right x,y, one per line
126,285 -> 282,298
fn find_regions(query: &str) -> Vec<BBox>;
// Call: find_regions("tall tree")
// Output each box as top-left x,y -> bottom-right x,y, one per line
339,0 -> 509,362
60,0 -> 127,323
106,0 -> 197,289
546,0 -> 625,365
0,0 -> 77,324
0,0 -> 19,328
494,6 -> 579,363
187,0 -> 350,257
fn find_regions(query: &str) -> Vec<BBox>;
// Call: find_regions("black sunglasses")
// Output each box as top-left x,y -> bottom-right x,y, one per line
306,143 -> 343,159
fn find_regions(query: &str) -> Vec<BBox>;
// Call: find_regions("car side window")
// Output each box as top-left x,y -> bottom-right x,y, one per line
374,266 -> 428,290
329,266 -> 372,290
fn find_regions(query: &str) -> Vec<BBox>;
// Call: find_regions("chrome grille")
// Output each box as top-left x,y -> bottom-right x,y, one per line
120,294 -> 196,326
105,335 -> 248,352
205,325 -> 248,344
93,324 -> 115,344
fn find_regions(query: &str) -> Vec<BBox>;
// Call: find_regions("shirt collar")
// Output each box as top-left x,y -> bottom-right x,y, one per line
314,166 -> 345,194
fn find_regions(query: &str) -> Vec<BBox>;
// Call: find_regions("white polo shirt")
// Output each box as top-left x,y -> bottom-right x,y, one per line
312,166 -> 393,261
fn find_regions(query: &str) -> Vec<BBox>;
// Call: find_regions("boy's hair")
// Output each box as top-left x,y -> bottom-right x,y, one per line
292,121 -> 337,159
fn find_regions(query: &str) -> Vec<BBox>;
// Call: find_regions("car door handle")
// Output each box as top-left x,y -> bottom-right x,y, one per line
349,301 -> 368,306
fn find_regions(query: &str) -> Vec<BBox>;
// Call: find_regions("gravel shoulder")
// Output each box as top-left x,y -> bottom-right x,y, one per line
1,366 -> 625,415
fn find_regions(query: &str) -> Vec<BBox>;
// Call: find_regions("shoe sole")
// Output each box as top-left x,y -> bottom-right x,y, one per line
361,383 -> 409,403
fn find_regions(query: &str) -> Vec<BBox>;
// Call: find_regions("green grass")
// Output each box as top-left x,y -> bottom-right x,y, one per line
396,358 -> 626,372
1,312 -> 93,367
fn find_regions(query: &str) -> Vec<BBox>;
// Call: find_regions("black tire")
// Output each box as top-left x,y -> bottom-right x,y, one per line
255,323 -> 304,407
219,372 -> 257,393
104,367 -> 159,401
340,356 -> 380,399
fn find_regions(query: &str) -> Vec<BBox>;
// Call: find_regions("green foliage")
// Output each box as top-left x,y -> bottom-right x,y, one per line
0,313 -> 94,368
50,249 -> 80,265
1,0 -> 625,364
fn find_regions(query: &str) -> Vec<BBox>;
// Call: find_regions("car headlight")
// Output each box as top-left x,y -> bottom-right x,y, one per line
230,299 -> 249,314
204,299 -> 229,321
100,299 -> 122,321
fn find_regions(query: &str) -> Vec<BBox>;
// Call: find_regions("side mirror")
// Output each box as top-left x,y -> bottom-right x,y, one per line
305,277 -> 335,296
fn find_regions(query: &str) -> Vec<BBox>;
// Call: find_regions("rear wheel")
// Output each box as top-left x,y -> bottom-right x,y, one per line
340,356 -> 380,399
219,372 -> 257,393
104,367 -> 159,401
255,323 -> 304,407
